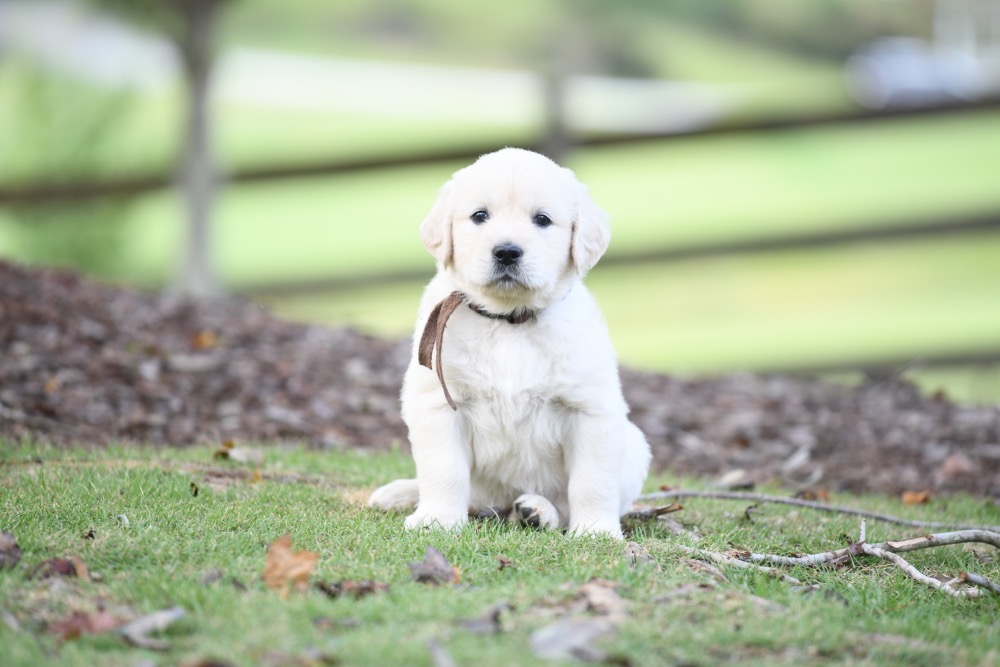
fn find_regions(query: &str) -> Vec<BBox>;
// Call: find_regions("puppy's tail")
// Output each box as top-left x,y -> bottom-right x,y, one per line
368,478 -> 420,511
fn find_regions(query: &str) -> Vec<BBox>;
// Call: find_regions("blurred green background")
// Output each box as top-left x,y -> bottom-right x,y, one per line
1,0 -> 998,401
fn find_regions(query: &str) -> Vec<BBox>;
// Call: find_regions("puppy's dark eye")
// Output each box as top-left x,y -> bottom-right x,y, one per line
471,210 -> 489,224
533,213 -> 552,228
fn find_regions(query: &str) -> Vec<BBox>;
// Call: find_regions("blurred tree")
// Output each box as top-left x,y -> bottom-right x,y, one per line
89,0 -> 235,299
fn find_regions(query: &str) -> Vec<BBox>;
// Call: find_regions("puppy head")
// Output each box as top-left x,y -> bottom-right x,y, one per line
419,148 -> 609,311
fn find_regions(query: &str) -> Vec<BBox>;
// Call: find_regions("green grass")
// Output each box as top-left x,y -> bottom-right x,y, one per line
2,444 -> 999,666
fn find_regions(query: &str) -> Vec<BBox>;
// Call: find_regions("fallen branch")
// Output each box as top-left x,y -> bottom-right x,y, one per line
675,545 -> 803,585
621,504 -> 684,522
960,572 -> 1000,595
859,543 -> 983,598
743,528 -> 1000,569
640,489 -> 1000,533
675,520 -> 1000,599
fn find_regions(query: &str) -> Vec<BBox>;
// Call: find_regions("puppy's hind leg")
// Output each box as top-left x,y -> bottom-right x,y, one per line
511,494 -> 562,530
368,479 -> 420,512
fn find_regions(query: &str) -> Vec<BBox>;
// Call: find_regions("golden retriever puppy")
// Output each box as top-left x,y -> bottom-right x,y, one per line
368,148 -> 650,538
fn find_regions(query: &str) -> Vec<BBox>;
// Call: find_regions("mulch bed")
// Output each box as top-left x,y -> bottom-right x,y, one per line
2,260 -> 999,497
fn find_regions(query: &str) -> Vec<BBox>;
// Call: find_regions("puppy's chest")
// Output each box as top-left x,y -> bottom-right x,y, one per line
449,325 -> 575,485
463,392 -> 570,489
447,320 -> 565,398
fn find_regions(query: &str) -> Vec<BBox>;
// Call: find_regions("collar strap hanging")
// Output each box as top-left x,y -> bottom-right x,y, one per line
417,291 -> 537,410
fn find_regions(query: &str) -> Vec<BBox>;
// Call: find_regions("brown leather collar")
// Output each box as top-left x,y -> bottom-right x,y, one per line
417,291 -> 537,410
467,301 -> 537,325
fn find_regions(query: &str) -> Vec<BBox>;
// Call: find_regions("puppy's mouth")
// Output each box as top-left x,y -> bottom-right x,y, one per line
487,264 -> 530,290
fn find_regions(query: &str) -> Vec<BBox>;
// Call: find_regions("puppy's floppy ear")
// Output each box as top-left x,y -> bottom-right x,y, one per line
419,179 -> 456,267
569,181 -> 610,275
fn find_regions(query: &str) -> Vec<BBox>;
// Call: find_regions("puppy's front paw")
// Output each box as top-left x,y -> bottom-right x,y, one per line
404,509 -> 468,532
512,494 -> 561,530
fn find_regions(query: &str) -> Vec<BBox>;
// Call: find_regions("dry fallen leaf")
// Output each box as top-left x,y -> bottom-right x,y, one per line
459,602 -> 511,635
212,440 -> 265,466
315,579 -> 389,600
49,609 -> 126,640
28,556 -> 90,581
409,546 -> 461,585
794,489 -> 830,502
0,531 -> 21,569
623,541 -> 656,568
263,534 -> 319,599
578,579 -> 628,620
530,617 -> 614,662
43,375 -> 61,395
190,330 -> 218,350
901,490 -> 932,506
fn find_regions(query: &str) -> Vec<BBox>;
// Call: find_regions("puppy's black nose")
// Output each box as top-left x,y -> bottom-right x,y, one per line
493,243 -> 523,266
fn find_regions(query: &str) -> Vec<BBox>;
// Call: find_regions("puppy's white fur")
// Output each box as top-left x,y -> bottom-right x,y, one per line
368,148 -> 650,538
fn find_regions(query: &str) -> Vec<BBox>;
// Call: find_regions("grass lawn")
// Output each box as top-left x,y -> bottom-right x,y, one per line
2,444 -> 999,666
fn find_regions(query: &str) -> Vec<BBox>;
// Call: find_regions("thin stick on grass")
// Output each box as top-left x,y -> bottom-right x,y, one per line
960,572 -> 1000,595
691,519 -> 1000,599
859,543 -> 983,599
743,528 -> 1000,568
675,545 -> 803,585
639,489 -> 1000,533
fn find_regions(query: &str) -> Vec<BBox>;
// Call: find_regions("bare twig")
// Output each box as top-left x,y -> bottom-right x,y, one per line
676,519 -> 1000,599
960,572 -> 1000,595
621,504 -> 683,522
883,530 -> 1000,552
640,489 -> 1000,533
676,545 -> 803,585
743,547 -> 854,568
859,543 -> 983,599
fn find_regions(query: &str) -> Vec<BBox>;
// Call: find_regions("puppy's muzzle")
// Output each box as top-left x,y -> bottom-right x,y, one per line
492,243 -> 523,267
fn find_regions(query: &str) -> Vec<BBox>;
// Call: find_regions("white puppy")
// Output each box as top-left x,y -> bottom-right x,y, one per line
368,148 -> 650,539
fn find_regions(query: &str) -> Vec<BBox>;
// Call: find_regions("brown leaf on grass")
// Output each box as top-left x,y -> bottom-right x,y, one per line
0,531 -> 21,569
315,579 -> 389,600
28,556 -> 90,581
497,556 -> 513,571
49,609 -> 126,640
261,648 -> 338,667
211,440 -> 265,466
578,579 -> 628,620
530,617 -> 614,662
901,490 -> 932,505
263,534 -> 319,599
794,488 -> 830,502
623,541 -> 656,568
529,579 -> 630,661
212,440 -> 235,459
409,546 -> 461,585
459,602 -> 511,635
